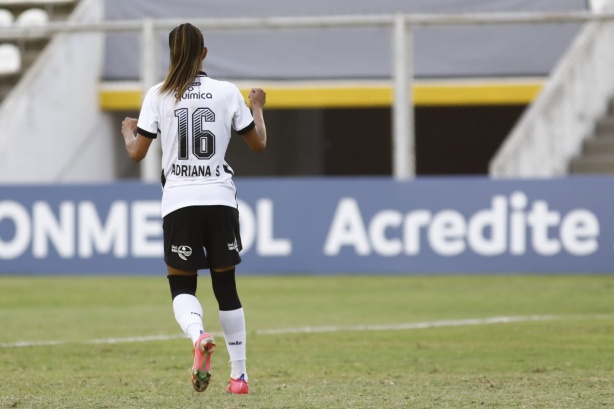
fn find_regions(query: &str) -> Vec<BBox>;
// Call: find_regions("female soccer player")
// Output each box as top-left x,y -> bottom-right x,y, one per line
120,22 -> 266,395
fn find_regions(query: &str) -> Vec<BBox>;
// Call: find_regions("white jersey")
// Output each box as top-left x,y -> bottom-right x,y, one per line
137,72 -> 255,217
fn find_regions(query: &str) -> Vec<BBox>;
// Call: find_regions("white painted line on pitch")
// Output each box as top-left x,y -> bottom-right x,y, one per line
253,315 -> 561,335
0,314 -> 611,348
86,334 -> 189,344
0,340 -> 67,348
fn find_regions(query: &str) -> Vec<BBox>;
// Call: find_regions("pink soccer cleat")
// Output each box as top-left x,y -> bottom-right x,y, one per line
226,374 -> 249,394
191,332 -> 216,392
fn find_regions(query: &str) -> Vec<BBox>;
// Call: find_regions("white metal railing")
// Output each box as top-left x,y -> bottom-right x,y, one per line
2,11 -> 614,180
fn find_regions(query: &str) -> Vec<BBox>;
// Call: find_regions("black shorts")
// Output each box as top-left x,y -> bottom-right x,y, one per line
163,205 -> 243,271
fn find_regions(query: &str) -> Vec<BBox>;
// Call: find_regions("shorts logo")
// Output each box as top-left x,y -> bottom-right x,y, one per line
171,245 -> 192,261
227,239 -> 239,252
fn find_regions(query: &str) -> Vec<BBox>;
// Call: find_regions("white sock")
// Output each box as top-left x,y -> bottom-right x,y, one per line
219,308 -> 247,380
231,360 -> 247,381
173,294 -> 205,344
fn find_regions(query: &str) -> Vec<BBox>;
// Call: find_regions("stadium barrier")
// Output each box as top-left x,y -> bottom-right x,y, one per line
3,10 -> 614,183
1,177 -> 613,275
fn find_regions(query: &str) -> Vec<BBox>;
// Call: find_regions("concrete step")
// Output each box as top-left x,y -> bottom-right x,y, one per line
595,116 -> 614,135
570,154 -> 614,174
583,135 -> 614,154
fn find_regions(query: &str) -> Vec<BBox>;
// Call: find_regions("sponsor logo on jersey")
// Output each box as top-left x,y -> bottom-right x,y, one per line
176,85 -> 213,101
171,245 -> 193,261
227,239 -> 239,252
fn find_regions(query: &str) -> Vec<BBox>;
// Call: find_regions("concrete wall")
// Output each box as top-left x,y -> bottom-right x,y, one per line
0,0 -> 116,183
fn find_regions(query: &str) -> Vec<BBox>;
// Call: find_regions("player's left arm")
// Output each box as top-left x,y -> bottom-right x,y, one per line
243,88 -> 267,153
121,117 -> 153,162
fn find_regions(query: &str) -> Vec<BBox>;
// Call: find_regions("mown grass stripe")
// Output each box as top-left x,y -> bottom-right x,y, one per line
2,314 -> 600,348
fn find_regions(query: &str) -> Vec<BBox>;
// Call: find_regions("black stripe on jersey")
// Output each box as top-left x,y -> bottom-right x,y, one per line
223,164 -> 234,175
161,169 -> 166,188
237,121 -> 255,135
137,126 -> 157,139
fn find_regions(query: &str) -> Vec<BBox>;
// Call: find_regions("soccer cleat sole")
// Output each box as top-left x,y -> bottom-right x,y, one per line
191,368 -> 212,392
191,337 -> 216,393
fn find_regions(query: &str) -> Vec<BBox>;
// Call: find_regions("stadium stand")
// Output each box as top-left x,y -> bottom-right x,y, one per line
0,0 -> 75,21
570,0 -> 614,174
0,0 -> 79,103
490,0 -> 614,177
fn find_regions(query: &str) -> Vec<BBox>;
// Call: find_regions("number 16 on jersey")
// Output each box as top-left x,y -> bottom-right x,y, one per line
175,107 -> 216,160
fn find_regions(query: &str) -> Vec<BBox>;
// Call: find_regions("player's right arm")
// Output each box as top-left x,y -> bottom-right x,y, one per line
122,117 -> 153,162
121,85 -> 159,162
243,88 -> 267,153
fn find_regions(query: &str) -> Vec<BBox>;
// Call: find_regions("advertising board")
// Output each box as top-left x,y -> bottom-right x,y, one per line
0,177 -> 611,274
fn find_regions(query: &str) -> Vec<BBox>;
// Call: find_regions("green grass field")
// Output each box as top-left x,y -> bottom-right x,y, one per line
0,274 -> 613,409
